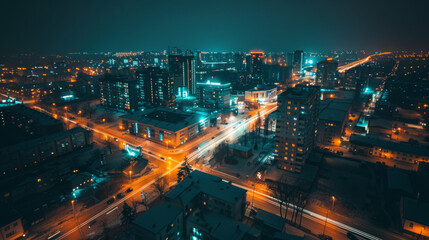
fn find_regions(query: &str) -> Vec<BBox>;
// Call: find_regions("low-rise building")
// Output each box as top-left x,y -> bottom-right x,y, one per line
133,202 -> 183,240
0,206 -> 24,240
196,80 -> 231,109
165,170 -> 247,221
244,85 -> 277,106
119,108 -> 209,148
0,127 -> 92,176
132,170 -> 306,240
229,144 -> 253,158
350,134 -> 429,164
400,197 -> 429,238
317,99 -> 351,146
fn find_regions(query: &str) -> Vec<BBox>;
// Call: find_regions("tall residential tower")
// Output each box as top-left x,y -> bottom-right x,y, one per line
275,85 -> 320,173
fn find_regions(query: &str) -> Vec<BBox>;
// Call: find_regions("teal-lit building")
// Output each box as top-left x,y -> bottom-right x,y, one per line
119,108 -> 209,148
196,80 -> 231,109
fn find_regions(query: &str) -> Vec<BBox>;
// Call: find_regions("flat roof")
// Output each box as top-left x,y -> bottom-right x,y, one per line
255,209 -> 286,232
133,202 -> 182,234
319,108 -> 347,123
279,85 -> 320,100
229,144 -> 252,152
350,134 -> 429,156
166,170 -> 247,205
120,108 -> 208,132
0,205 -> 21,227
387,169 -> 413,194
402,197 -> 429,226
246,84 -> 277,92
1,104 -> 61,126
187,211 -> 260,240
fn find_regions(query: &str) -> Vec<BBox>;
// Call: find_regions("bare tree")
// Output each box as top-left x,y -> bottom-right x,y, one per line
213,143 -> 229,166
104,138 -> 113,154
83,103 -> 96,119
154,177 -> 167,199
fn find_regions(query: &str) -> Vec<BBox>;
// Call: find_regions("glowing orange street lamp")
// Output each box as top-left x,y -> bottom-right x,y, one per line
129,170 -> 132,183
322,195 -> 336,237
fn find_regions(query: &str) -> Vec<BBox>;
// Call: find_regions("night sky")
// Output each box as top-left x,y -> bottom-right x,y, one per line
1,0 -> 428,54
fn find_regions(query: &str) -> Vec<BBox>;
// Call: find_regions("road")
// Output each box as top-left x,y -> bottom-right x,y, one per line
337,52 -> 392,73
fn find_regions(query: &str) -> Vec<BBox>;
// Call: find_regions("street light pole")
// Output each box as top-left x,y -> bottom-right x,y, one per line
129,170 -> 132,183
322,196 -> 335,238
71,200 -> 76,219
71,200 -> 84,240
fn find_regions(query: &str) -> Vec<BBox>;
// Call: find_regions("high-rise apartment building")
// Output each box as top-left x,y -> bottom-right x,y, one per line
316,58 -> 339,89
275,85 -> 320,173
136,67 -> 174,107
293,50 -> 304,74
100,74 -> 139,111
249,51 -> 264,79
168,55 -> 196,98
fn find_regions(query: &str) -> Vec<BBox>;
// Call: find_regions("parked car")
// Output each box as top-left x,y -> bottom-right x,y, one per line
116,193 -> 125,199
347,232 -> 359,240
106,198 -> 115,205
125,188 -> 133,193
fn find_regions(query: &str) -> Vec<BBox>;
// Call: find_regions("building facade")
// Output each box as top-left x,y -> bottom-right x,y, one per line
275,85 -> 320,173
136,67 -> 174,107
99,74 -> 139,111
349,134 -> 429,165
168,55 -> 196,97
196,80 -> 231,109
0,207 -> 24,240
316,100 -> 351,146
293,50 -> 304,74
119,108 -> 209,148
316,59 -> 339,89
244,85 -> 277,106
249,51 -> 264,79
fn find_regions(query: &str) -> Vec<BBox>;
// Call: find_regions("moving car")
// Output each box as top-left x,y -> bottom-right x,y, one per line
116,193 -> 125,199
125,188 -> 133,193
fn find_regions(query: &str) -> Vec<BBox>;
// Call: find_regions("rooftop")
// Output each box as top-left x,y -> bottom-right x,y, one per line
166,170 -> 247,205
402,197 -> 429,226
246,84 -> 277,92
350,134 -> 429,156
133,202 -> 182,234
187,211 -> 260,240
279,85 -> 320,100
0,205 -> 21,227
255,209 -> 286,232
387,169 -> 413,194
319,108 -> 347,123
0,127 -> 87,155
1,104 -> 61,126
120,108 -> 208,132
